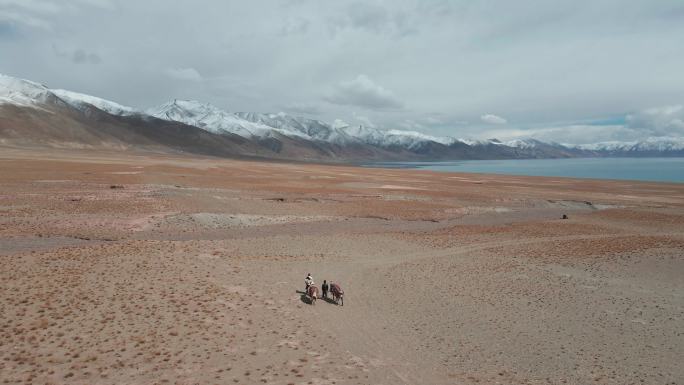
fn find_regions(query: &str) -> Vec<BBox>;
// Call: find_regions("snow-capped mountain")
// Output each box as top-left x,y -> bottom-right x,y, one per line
456,138 -> 539,148
575,137 -> 684,153
0,74 -> 137,117
146,100 -> 546,153
234,112 -> 356,144
2,73 -> 683,161
147,100 -> 278,138
149,101 -> 463,149
329,120 -> 458,149
52,89 -> 138,116
331,121 -> 388,145
0,74 -> 281,158
0,73 -> 581,155
577,141 -> 636,151
632,137 -> 684,152
500,138 -> 539,149
0,74 -> 58,108
457,138 -> 493,146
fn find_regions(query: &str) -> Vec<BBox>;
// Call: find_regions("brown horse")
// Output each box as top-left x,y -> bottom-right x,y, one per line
307,285 -> 319,305
330,283 -> 344,306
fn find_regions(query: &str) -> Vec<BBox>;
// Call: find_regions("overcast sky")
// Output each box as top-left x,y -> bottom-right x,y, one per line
1,0 -> 683,143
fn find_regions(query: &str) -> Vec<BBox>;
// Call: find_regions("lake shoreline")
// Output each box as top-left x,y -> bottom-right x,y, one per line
363,156 -> 684,183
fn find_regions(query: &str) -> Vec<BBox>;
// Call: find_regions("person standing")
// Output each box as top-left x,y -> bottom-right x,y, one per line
322,280 -> 329,299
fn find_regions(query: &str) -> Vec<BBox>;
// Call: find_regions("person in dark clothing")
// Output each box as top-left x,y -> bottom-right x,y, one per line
322,280 -> 329,299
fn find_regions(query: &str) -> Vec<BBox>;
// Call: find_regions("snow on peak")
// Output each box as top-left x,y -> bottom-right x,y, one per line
147,100 -> 277,138
574,137 -> 684,152
635,136 -> 684,151
500,138 -> 539,149
385,129 -> 456,146
234,111 -> 350,142
5,73 -> 682,155
457,138 -> 490,146
332,119 -> 351,130
149,99 -> 223,121
575,141 -> 636,151
1,74 -> 138,116
52,89 -> 138,116
0,73 -> 53,107
333,124 -> 457,149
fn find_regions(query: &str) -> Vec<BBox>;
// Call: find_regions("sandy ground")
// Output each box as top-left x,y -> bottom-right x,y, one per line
0,148 -> 683,385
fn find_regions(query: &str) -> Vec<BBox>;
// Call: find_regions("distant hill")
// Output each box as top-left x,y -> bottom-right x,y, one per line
574,138 -> 684,157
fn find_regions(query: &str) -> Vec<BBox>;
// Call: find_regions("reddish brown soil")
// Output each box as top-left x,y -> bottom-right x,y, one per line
1,147 -> 683,384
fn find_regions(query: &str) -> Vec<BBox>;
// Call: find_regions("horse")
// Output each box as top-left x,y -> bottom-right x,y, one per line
330,283 -> 344,306
307,285 -> 319,305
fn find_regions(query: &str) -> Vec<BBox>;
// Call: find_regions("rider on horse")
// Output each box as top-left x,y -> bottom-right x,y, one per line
305,273 -> 314,291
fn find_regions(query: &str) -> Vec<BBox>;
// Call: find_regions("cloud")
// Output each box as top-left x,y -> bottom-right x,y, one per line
352,112 -> 376,128
0,10 -> 52,30
279,17 -> 310,36
325,75 -> 403,110
515,125 -> 641,145
283,102 -> 320,115
0,0 -> 61,14
480,114 -> 507,125
626,105 -> 684,136
164,67 -> 203,82
0,0 -> 113,32
327,2 -> 417,37
67,0 -> 115,9
71,48 -> 100,64
398,119 -> 424,131
475,105 -> 684,145
424,116 -> 444,125
0,20 -> 18,37
52,45 -> 101,64
2,0 -> 684,144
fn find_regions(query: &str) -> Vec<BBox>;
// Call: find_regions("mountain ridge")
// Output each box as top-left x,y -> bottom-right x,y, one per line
2,73 -> 683,161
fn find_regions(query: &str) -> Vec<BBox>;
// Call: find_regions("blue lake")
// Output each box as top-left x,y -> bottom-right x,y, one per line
365,157 -> 684,183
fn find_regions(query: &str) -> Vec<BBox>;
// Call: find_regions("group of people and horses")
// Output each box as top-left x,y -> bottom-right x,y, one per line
304,273 -> 344,306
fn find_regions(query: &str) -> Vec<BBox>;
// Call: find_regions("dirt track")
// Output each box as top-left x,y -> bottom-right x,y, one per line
1,148 -> 683,384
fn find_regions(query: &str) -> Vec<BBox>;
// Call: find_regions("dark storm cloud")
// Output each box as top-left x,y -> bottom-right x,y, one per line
1,0 -> 683,143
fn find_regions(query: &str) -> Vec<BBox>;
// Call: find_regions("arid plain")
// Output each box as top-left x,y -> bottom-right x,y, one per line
1,148 -> 683,385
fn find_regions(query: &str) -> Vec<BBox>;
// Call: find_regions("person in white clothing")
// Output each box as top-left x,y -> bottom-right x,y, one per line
304,273 -> 314,291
